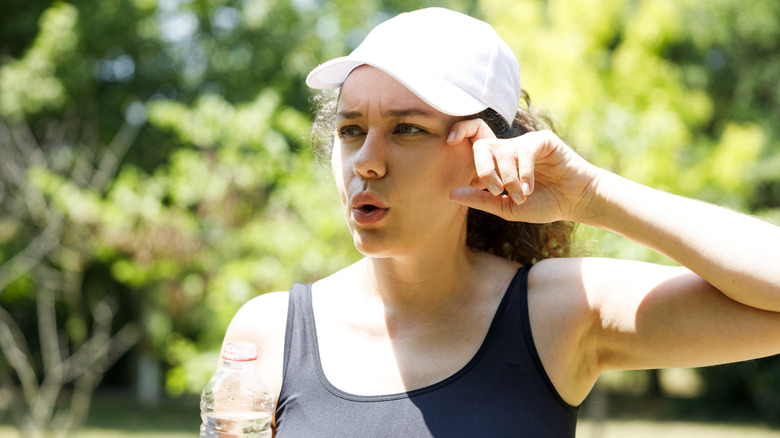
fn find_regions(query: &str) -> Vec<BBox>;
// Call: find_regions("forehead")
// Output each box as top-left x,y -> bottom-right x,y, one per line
338,66 -> 444,117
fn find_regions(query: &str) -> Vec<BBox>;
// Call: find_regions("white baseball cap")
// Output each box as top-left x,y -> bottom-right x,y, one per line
306,7 -> 522,126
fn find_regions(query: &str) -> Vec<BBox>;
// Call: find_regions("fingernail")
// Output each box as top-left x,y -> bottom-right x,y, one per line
447,131 -> 456,142
521,182 -> 531,196
487,184 -> 501,196
510,192 -> 524,205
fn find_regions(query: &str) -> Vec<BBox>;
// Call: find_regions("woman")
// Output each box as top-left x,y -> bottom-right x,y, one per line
222,7 -> 780,437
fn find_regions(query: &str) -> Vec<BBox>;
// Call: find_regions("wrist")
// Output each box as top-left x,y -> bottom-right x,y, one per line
568,166 -> 613,226
576,169 -> 668,240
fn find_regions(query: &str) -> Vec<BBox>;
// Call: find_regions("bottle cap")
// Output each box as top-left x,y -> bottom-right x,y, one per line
220,341 -> 258,361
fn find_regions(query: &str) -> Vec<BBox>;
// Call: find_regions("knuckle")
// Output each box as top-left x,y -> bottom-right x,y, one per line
472,139 -> 489,150
476,169 -> 496,179
531,129 -> 559,145
473,138 -> 497,149
515,157 -> 533,169
494,147 -> 515,161
502,176 -> 521,186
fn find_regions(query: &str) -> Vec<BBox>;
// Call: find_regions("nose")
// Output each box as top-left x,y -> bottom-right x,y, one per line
352,131 -> 387,180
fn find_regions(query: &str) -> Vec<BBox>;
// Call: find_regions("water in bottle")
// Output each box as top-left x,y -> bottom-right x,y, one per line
200,341 -> 273,437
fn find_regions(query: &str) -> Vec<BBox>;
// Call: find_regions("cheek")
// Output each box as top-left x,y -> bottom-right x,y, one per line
331,143 -> 350,205
410,149 -> 475,215
438,147 -> 476,188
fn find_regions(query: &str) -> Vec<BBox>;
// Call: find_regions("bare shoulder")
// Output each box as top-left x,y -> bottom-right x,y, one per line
529,256 -> 687,301
527,257 -> 590,315
525,257 -> 698,405
224,291 -> 290,347
527,257 -> 583,286
525,257 -> 600,405
224,290 -> 290,410
526,257 -> 593,331
526,257 -> 687,337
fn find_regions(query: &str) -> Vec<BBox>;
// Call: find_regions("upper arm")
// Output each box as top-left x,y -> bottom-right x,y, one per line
222,291 -> 289,426
528,257 -> 780,406
584,257 -> 780,372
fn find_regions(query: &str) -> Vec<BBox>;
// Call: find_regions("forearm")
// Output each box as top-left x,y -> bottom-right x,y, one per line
583,169 -> 780,312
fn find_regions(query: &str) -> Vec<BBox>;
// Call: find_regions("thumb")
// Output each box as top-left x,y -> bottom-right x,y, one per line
450,186 -> 519,218
450,186 -> 489,207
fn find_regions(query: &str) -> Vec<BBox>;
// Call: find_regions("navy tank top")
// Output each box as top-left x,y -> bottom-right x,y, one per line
275,265 -> 578,437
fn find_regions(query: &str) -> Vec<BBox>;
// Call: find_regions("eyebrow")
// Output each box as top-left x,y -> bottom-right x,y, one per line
385,108 -> 437,119
336,107 -> 439,121
336,110 -> 362,120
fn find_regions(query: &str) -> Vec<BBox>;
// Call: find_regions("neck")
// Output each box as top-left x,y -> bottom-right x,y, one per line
359,241 -> 479,316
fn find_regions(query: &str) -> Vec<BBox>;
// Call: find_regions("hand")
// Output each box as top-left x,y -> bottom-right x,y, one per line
447,119 -> 599,224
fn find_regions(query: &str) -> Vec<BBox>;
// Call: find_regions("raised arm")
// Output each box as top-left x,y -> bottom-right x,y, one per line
448,121 -> 780,404
587,170 -> 780,312
448,121 -> 780,315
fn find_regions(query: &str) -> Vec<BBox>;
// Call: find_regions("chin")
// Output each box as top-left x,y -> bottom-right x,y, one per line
351,233 -> 412,259
352,239 -> 394,258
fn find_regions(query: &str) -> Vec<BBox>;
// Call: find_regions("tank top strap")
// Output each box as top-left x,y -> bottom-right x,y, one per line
506,264 -> 577,413
280,282 -> 317,393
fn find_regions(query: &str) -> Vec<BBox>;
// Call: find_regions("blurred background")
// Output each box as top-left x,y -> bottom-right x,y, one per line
1,0 -> 779,436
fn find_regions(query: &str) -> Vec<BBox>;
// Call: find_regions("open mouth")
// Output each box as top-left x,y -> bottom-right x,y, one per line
350,192 -> 388,224
351,203 -> 388,225
355,203 -> 385,216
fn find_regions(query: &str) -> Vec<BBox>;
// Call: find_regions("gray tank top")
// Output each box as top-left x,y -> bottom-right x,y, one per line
275,265 -> 578,437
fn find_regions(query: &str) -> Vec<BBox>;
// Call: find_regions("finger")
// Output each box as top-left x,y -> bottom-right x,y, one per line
447,120 -> 503,196
494,145 -> 525,204
447,118 -> 496,145
515,145 -> 535,198
514,130 -> 560,197
450,186 -> 517,219
472,139 -> 503,195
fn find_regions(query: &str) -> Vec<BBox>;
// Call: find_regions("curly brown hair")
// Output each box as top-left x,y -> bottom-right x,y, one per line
310,89 -> 575,264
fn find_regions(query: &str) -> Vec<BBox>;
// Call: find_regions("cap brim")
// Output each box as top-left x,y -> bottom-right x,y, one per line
306,57 -> 488,118
306,57 -> 364,89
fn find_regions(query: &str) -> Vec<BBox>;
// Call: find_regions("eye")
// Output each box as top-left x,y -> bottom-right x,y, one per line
395,123 -> 425,136
337,125 -> 365,139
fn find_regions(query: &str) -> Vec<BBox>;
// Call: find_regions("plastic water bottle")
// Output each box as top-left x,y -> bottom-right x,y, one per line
200,341 -> 273,437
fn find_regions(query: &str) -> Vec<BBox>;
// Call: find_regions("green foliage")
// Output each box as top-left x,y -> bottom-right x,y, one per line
696,360 -> 780,424
30,97 -> 360,394
0,2 -> 79,119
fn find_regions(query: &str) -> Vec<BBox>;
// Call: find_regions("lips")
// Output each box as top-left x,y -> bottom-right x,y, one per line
350,192 -> 389,225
